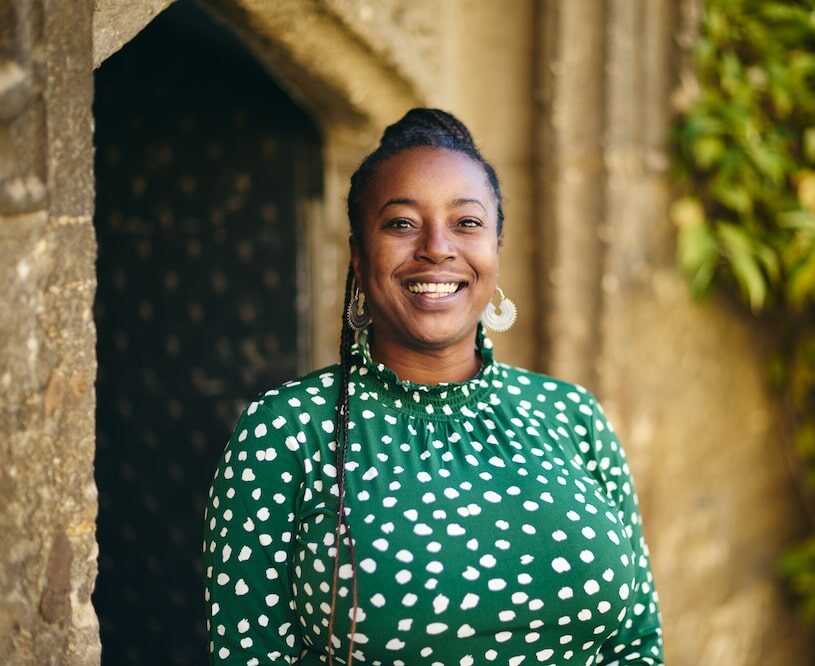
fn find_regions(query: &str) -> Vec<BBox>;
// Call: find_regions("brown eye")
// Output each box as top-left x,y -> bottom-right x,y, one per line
384,218 -> 414,229
459,218 -> 483,228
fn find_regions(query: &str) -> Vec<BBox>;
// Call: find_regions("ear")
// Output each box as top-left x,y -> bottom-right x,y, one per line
349,235 -> 362,283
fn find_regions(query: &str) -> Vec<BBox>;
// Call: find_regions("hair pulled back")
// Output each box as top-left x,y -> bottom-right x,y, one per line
327,109 -> 503,666
347,108 -> 504,242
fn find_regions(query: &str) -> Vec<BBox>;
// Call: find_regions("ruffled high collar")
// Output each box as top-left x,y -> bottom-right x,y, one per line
349,326 -> 499,419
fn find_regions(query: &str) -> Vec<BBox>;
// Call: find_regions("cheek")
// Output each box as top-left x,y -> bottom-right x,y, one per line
358,250 -> 393,299
475,244 -> 500,280
359,240 -> 405,280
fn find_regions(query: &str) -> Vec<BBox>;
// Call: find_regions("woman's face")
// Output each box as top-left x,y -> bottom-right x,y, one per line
352,146 -> 501,353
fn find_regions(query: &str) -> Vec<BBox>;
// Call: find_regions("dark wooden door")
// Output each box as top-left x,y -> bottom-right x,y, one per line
92,3 -> 320,663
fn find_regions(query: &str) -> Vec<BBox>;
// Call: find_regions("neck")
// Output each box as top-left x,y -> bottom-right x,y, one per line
368,332 -> 481,385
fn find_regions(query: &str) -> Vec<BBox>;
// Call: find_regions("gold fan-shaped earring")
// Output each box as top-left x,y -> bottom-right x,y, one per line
346,282 -> 371,331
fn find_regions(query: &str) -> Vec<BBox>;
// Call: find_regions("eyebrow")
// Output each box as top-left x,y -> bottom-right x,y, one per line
378,197 -> 418,214
451,198 -> 487,213
378,197 -> 487,214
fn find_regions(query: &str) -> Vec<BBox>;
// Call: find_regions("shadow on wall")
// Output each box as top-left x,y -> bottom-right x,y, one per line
91,1 -> 321,663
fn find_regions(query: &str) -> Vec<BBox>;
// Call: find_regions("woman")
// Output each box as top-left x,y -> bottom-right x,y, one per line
204,109 -> 663,665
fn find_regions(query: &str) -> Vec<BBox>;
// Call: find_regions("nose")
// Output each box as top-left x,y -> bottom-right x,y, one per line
416,221 -> 455,263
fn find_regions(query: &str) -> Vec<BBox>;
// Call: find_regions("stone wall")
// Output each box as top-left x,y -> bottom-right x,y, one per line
537,1 -> 813,663
0,0 -> 812,663
0,0 -> 99,663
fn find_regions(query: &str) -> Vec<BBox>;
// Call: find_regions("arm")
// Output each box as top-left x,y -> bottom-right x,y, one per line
203,400 -> 304,664
586,393 -> 664,666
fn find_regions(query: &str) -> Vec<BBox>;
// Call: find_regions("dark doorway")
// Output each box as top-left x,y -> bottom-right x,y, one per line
92,2 -> 321,663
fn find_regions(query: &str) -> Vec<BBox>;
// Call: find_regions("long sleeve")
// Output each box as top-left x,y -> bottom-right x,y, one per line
203,400 -> 305,664
584,393 -> 664,666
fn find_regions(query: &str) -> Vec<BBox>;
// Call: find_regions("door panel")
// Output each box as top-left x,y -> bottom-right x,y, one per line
92,3 -> 321,663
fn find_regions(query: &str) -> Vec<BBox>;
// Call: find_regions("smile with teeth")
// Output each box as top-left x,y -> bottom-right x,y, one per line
406,282 -> 463,299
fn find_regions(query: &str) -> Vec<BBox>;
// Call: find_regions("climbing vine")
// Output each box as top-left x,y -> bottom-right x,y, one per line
672,0 -> 815,618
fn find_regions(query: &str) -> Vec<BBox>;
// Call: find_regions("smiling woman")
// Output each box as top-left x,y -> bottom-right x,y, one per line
352,146 -> 500,382
203,109 -> 664,665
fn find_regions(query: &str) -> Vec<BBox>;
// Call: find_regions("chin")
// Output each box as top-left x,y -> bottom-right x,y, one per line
402,322 -> 476,350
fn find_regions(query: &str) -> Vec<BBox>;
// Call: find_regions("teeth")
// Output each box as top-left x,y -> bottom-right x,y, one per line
407,282 -> 460,296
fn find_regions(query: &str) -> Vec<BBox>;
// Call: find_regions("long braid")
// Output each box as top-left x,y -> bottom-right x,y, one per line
328,264 -> 360,665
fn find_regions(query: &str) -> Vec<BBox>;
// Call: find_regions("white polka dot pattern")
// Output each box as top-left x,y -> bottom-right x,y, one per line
204,330 -> 663,664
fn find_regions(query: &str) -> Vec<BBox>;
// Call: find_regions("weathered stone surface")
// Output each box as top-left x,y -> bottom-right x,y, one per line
601,274 -> 813,666
39,530 -> 74,624
199,0 -> 422,129
46,0 -> 94,216
318,0 -> 446,101
0,0 -> 47,216
534,0 -> 607,387
93,0 -> 175,68
0,0 -> 99,664
0,60 -> 32,119
535,0 -> 814,662
1,211 -> 99,665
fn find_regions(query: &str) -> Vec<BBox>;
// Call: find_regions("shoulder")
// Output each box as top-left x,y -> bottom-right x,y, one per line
496,362 -> 598,409
228,363 -> 341,441
220,364 -> 341,467
493,362 -> 613,442
252,363 -> 341,414
497,363 -> 630,490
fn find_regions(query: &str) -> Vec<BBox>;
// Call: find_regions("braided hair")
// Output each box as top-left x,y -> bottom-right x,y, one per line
327,108 -> 504,665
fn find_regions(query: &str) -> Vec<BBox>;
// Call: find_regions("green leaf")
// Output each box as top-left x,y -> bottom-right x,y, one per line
718,223 -> 769,310
711,177 -> 754,214
688,0 -> 815,623
779,210 -> 815,230
747,143 -> 788,185
677,222 -> 719,299
805,128 -> 815,162
755,241 -> 781,284
788,249 -> 815,307
693,136 -> 726,169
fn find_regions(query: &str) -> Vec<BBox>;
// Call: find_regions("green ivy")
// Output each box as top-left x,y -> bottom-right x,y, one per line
672,0 -> 815,619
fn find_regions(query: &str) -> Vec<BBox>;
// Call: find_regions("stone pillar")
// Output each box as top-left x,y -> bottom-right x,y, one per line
534,0 -> 607,388
535,1 -> 814,664
0,0 -> 99,663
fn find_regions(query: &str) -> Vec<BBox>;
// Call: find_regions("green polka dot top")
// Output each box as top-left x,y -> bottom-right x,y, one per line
204,329 -> 664,665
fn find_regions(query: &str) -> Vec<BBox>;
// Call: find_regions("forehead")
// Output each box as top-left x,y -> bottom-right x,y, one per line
368,147 -> 493,202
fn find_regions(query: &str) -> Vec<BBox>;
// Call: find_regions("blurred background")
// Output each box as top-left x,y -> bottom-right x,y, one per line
2,0 -> 815,664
